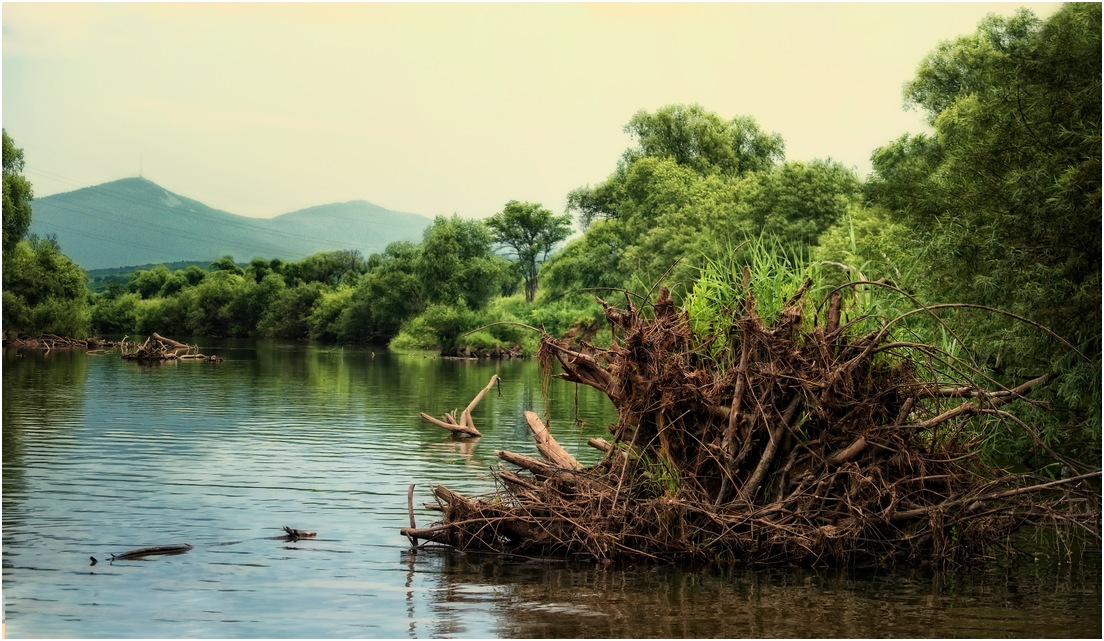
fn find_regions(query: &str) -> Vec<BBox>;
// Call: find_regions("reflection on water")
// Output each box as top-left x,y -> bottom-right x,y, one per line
2,342 -> 1099,638
404,548 -> 1101,638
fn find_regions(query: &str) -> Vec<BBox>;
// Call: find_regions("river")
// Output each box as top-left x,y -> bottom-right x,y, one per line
2,342 -> 1100,638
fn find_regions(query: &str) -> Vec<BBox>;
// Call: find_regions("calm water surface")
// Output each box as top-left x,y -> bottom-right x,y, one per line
2,342 -> 1100,638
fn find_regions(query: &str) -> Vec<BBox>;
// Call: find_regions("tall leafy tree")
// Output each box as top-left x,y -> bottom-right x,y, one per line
282,250 -> 366,287
737,159 -> 862,251
866,3 -> 1102,452
339,241 -> 424,340
2,236 -> 90,337
2,130 -> 33,258
416,215 -> 512,309
1,133 -> 91,337
485,201 -> 572,302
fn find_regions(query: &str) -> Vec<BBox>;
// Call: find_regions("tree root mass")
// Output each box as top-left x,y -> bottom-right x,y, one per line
405,284 -> 1099,568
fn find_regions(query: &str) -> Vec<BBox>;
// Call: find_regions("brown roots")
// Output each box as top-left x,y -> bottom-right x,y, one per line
404,283 -> 1100,568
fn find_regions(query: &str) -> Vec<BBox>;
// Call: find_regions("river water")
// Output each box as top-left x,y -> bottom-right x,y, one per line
2,342 -> 1100,638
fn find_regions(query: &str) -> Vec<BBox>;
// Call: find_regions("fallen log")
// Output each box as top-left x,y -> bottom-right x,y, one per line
495,449 -> 577,480
151,332 -> 189,349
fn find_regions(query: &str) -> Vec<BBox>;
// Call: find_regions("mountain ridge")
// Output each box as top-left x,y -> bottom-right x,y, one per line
27,177 -> 432,270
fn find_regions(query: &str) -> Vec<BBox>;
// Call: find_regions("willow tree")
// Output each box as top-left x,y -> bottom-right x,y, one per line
865,3 -> 1102,461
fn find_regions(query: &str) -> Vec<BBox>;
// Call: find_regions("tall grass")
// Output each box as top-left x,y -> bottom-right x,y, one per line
684,237 -> 827,350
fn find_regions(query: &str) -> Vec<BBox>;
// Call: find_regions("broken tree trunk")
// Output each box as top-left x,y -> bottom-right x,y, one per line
524,411 -> 581,471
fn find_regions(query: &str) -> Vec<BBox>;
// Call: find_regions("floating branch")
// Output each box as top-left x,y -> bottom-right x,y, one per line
525,411 -> 581,471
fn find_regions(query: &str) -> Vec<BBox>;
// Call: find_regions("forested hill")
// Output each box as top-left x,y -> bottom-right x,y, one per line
27,177 -> 431,269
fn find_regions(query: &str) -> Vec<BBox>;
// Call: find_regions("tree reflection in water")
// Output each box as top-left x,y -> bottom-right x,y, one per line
402,545 -> 1101,638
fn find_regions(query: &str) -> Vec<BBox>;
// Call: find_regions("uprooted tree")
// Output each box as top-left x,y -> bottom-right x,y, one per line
403,273 -> 1100,568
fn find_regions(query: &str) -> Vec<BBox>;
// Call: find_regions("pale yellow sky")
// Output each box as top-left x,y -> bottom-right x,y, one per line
2,2 -> 1061,220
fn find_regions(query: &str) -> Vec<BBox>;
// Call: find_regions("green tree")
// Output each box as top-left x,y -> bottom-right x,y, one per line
2,236 -> 91,337
209,255 -> 244,275
2,130 -> 33,258
127,264 -> 173,298
416,215 -> 512,309
245,257 -> 281,283
257,282 -> 325,340
485,201 -> 572,302
866,3 -> 1102,456
90,291 -> 141,335
307,286 -> 355,341
539,219 -> 635,299
737,159 -> 861,251
282,250 -> 366,287
159,265 -> 208,297
179,270 -> 246,337
338,241 -> 423,341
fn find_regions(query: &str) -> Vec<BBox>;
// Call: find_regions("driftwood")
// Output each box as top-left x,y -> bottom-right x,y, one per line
418,374 -> 500,438
525,411 -> 581,471
3,333 -> 119,353
404,282 -> 1101,568
119,334 -> 222,362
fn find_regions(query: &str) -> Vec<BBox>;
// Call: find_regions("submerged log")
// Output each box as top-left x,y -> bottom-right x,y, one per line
282,526 -> 317,540
91,543 -> 194,565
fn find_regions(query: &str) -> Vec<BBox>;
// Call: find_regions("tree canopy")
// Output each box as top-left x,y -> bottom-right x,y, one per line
622,104 -> 785,179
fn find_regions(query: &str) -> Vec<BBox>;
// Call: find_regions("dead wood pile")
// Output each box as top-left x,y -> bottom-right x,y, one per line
403,281 -> 1100,568
3,333 -> 118,352
120,333 -> 221,362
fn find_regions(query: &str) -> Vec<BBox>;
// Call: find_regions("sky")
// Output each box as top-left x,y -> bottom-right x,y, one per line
2,1 -> 1061,221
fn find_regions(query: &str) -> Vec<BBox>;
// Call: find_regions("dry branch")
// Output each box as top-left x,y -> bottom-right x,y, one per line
119,333 -> 219,362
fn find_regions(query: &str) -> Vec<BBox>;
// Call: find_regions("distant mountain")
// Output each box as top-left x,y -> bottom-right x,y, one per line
26,177 -> 432,270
